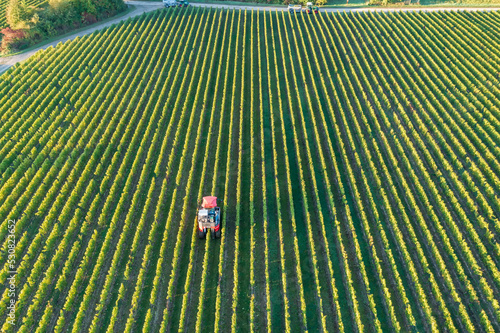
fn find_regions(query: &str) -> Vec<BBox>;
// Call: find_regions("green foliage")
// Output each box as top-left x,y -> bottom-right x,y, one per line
6,0 -> 34,28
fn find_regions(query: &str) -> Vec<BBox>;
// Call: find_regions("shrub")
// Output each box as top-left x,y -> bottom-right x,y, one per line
0,27 -> 28,51
6,0 -> 35,29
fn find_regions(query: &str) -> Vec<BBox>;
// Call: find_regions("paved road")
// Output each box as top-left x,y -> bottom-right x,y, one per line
0,0 -> 499,75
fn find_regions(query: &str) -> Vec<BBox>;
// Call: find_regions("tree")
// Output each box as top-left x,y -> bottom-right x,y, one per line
94,0 -> 126,16
6,0 -> 34,29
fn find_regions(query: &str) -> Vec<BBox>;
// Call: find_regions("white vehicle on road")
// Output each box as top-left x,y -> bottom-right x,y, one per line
163,0 -> 178,8
288,4 -> 302,13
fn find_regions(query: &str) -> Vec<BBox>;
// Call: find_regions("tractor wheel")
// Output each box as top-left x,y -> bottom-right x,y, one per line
215,229 -> 221,238
211,229 -> 215,240
198,229 -> 206,239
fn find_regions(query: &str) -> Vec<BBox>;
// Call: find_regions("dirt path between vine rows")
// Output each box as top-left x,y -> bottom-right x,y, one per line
0,0 -> 498,75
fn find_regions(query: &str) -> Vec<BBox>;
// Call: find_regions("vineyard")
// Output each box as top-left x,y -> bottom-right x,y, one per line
1,7 -> 500,332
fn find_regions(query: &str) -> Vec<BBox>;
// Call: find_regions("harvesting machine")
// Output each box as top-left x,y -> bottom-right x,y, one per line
288,2 -> 319,14
197,196 -> 221,239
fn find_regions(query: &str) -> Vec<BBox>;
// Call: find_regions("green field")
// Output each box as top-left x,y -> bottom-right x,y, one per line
1,7 -> 500,332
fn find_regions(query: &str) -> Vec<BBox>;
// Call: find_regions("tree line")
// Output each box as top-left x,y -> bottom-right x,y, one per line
1,0 -> 126,52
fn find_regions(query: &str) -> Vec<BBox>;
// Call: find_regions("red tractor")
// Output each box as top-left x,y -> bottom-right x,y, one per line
197,196 -> 221,239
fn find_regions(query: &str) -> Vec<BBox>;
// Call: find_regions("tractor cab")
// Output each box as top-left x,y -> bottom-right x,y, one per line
198,196 -> 221,239
304,2 -> 319,14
